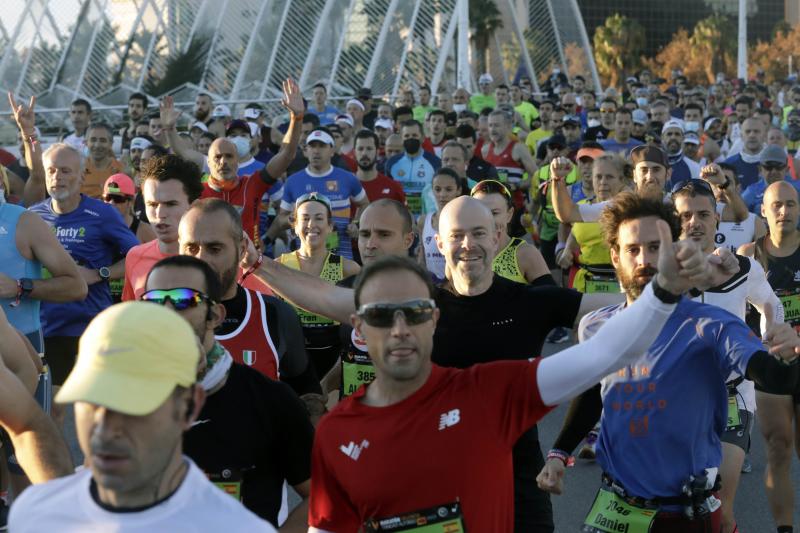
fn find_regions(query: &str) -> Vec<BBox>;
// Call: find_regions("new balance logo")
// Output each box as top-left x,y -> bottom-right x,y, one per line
438,409 -> 461,430
340,439 -> 369,460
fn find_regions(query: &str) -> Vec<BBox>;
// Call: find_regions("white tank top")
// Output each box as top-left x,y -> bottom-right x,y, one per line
422,213 -> 446,282
715,212 -> 757,253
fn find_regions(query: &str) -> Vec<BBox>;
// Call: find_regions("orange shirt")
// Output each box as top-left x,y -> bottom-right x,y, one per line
122,240 -> 170,301
82,158 -> 124,199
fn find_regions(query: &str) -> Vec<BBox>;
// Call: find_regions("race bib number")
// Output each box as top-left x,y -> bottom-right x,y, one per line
342,355 -> 376,397
326,232 -> 340,252
365,502 -> 465,532
208,469 -> 243,501
583,488 -> 656,533
407,194 -> 423,216
109,278 -> 123,298
726,395 -> 742,431
585,279 -> 620,294
778,292 -> 800,327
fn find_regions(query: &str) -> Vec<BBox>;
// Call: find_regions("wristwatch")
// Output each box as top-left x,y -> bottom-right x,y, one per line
98,266 -> 111,282
18,278 -> 33,299
718,176 -> 731,190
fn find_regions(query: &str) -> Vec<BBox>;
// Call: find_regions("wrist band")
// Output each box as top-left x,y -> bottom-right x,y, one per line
240,253 -> 263,283
651,275 -> 681,304
547,449 -> 574,467
555,242 -> 566,255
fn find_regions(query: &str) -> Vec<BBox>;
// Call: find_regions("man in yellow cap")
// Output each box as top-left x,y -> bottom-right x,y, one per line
9,302 -> 275,531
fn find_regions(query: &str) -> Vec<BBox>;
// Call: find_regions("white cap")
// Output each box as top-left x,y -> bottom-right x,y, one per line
243,108 -> 261,120
631,109 -> 648,126
683,132 -> 700,145
247,121 -> 259,137
130,137 -> 152,151
661,119 -> 685,134
335,114 -> 354,128
704,117 -> 721,131
306,130 -> 335,146
211,104 -> 231,118
478,73 -> 494,85
346,98 -> 365,112
190,120 -> 208,132
374,118 -> 394,130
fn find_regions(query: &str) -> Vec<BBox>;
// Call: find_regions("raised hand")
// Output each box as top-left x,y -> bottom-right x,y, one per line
549,157 -> 573,181
159,95 -> 181,130
281,78 -> 305,117
655,219 -> 707,295
7,92 -> 36,135
700,163 -> 724,186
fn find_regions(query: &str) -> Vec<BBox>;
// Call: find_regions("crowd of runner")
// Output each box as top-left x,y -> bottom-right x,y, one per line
2,65 -> 800,532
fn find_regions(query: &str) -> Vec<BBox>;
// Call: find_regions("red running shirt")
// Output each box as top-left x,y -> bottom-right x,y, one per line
201,173 -> 270,242
308,359 -> 552,532
216,287 -> 280,379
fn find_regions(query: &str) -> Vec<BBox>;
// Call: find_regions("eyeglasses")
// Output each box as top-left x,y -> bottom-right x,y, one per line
762,163 -> 786,172
141,288 -> 214,311
357,299 -> 436,328
295,191 -> 332,210
669,178 -> 715,196
103,195 -> 129,204
470,179 -> 511,200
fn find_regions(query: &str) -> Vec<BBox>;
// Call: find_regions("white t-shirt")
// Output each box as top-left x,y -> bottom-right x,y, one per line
578,198 -> 727,223
9,458 -> 276,533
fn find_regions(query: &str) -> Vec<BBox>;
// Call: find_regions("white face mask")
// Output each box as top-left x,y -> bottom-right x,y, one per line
230,136 -> 251,159
587,119 -> 601,128
636,97 -> 648,107
453,103 -> 467,113
684,121 -> 700,133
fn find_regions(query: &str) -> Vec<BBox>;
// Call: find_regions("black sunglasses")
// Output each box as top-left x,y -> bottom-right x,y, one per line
669,178 -> 714,197
357,299 -> 436,328
141,288 -> 214,311
470,179 -> 511,200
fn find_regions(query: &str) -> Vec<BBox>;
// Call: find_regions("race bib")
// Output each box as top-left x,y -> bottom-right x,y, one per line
364,502 -> 465,532
342,354 -> 376,397
585,279 -> 620,294
326,231 -> 340,252
208,469 -> 243,501
726,395 -> 742,431
583,488 -> 657,533
109,278 -> 123,299
407,194 -> 423,216
778,291 -> 800,327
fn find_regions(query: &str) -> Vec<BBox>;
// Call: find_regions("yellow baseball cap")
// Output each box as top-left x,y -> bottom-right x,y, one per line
56,302 -> 200,416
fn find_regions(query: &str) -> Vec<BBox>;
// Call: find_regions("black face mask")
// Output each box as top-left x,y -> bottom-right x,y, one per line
403,138 -> 421,154
787,124 -> 800,142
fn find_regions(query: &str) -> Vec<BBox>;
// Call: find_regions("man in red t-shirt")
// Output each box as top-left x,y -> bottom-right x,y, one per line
354,131 -> 406,205
307,214 -> 700,533
160,79 -> 303,244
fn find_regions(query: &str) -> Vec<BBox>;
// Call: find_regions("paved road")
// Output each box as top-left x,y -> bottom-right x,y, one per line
63,339 -> 800,531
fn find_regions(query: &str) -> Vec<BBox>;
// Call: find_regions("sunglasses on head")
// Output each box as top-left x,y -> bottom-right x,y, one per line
140,288 -> 214,311
357,299 -> 436,328
295,191 -> 332,209
669,178 -> 714,196
470,179 -> 511,200
103,194 -> 129,204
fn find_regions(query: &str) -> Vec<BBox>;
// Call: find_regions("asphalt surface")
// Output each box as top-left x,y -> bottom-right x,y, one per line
62,338 -> 800,531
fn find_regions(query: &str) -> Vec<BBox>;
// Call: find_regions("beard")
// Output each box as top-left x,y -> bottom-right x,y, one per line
617,265 -> 657,300
357,158 -> 376,171
219,262 -> 238,294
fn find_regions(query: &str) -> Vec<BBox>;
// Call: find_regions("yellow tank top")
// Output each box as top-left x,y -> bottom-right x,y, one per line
571,202 -> 616,293
493,237 -> 526,284
278,251 -> 343,326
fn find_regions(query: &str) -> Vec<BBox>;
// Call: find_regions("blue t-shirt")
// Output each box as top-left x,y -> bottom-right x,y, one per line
741,177 -> 800,213
599,138 -> 643,157
579,297 -> 763,502
309,105 -> 340,126
280,166 -> 366,259
724,153 -> 760,192
385,152 -> 441,216
667,157 -> 702,190
238,158 -> 265,177
29,196 -> 139,337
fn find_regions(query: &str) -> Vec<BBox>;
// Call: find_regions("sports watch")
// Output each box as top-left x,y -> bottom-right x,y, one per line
19,278 -> 33,298
98,266 -> 111,282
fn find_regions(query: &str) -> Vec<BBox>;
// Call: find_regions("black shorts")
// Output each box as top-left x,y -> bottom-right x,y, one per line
720,408 -> 753,453
44,335 -> 80,386
540,238 -> 557,270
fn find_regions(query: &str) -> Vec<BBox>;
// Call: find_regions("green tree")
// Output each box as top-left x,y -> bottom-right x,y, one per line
690,15 -> 735,84
469,0 -> 503,75
592,14 -> 645,89
144,34 -> 211,97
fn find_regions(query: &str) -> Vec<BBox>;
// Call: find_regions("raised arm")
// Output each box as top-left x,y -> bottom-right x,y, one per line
160,96 -> 206,167
700,163 -> 748,223
262,78 -> 304,184
8,93 -> 46,206
549,157 -> 584,223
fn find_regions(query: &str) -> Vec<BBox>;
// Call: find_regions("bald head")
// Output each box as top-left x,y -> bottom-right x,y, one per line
762,180 -> 800,235
765,180 -> 799,204
439,196 -> 495,235
207,138 -> 239,181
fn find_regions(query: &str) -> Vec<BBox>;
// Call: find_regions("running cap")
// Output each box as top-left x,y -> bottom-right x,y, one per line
357,87 -> 373,99
478,73 -> 494,85
247,121 -> 259,137
632,109 -> 648,126
760,144 -> 787,165
374,118 -> 394,130
335,114 -> 355,128
683,132 -> 700,145
306,130 -> 335,146
56,303 -> 200,416
630,145 -> 669,167
103,173 -> 136,197
190,121 -> 208,133
211,104 -> 231,118
243,107 -> 262,120
661,119 -> 685,134
225,119 -> 251,137
577,147 -> 605,161
346,98 -> 365,112
130,137 -> 152,151
562,115 -> 581,126
546,134 -> 567,149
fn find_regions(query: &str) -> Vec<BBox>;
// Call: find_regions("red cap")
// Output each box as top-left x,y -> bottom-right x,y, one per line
104,174 -> 136,197
576,147 -> 604,161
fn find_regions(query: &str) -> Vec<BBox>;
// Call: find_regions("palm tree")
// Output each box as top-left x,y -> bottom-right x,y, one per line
469,0 -> 503,75
593,14 -> 645,89
144,34 -> 211,97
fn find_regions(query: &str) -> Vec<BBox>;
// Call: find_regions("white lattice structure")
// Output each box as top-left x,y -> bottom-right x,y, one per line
0,0 -> 599,128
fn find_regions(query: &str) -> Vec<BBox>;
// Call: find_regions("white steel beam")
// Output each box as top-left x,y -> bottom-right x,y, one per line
390,0 -> 424,101
364,0 -> 399,89
326,0 -> 357,94
299,0 -> 337,89
544,0 -> 566,71
567,0 -> 600,91
73,0 -> 111,98
430,8 -> 457,97
230,0 -> 272,100
259,0 -> 292,100
504,0 -> 539,93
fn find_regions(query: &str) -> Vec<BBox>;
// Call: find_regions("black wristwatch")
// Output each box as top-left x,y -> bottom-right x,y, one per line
98,266 -> 111,281
718,176 -> 731,190
651,275 -> 682,304
18,278 -> 33,299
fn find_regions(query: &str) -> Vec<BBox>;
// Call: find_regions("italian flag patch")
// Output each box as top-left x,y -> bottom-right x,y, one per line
242,350 -> 256,366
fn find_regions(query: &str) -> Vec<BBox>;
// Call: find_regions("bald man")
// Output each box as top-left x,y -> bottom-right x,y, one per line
158,82 -> 304,242
248,195 -> 735,532
739,181 -> 800,532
